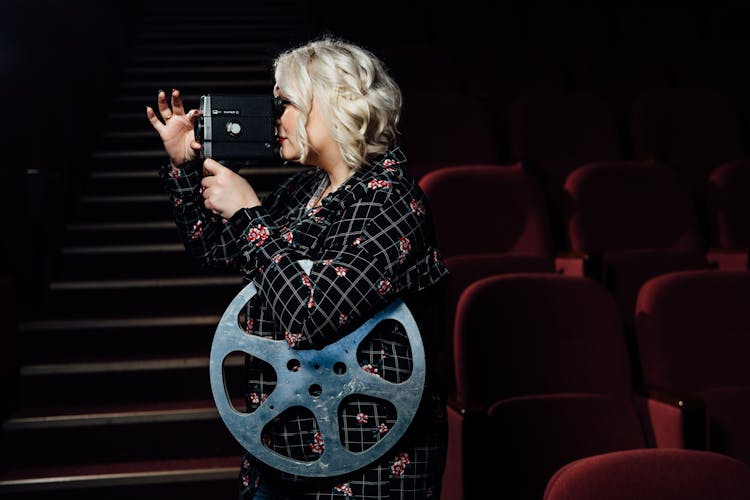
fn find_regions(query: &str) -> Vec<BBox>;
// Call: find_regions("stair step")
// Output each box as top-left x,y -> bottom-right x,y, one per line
0,456 -> 239,498
63,220 -> 178,245
18,354 -> 247,407
124,64 -> 268,75
54,243 -> 231,279
120,79 -> 272,89
18,314 -> 221,364
87,148 -> 285,170
129,42 -> 282,55
2,401 -> 243,468
77,168 -> 302,211
125,54 -> 274,65
43,275 -> 243,317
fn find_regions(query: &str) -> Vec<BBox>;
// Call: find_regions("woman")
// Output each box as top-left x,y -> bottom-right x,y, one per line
146,36 -> 450,499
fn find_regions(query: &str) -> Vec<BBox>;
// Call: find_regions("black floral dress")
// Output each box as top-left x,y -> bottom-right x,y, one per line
160,146 -> 450,499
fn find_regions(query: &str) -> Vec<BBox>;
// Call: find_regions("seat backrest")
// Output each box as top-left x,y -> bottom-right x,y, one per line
544,448 -> 750,500
707,160 -> 750,249
507,90 -> 624,202
635,270 -> 750,394
419,164 -> 553,259
399,93 -> 501,180
563,161 -> 704,253
489,394 -> 647,500
454,273 -> 632,407
631,88 -> 746,194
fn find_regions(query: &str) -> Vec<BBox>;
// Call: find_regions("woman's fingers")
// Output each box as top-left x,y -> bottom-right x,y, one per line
145,106 -> 165,132
156,90 -> 172,121
171,88 -> 186,116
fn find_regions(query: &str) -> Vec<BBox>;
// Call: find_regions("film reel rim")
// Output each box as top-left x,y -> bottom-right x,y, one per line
209,280 -> 426,477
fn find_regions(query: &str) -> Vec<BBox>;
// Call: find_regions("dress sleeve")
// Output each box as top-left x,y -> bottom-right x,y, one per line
242,181 -> 431,349
159,159 -> 294,269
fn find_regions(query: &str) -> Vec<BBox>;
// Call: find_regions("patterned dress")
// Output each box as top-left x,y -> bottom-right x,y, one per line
160,146 -> 450,499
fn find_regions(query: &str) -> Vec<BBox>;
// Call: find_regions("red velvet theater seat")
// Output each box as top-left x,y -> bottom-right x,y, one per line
559,160 -> 712,332
419,165 -> 555,396
445,274 -> 645,499
635,270 -> 750,465
399,92 -> 501,180
631,87 -> 746,197
706,160 -> 750,269
544,448 -> 750,500
506,90 -> 624,207
488,394 -> 647,500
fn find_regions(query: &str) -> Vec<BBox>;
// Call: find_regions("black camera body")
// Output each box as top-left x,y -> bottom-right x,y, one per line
195,94 -> 285,165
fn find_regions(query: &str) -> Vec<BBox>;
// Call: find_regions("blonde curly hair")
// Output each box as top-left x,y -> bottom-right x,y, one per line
273,36 -> 402,170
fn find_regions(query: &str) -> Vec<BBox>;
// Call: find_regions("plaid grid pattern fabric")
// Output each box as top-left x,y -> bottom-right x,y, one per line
161,147 -> 450,498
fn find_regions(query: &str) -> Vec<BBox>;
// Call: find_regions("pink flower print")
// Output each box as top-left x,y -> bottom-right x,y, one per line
301,273 -> 313,288
241,473 -> 249,487
368,179 -> 392,189
283,231 -> 294,244
352,236 -> 363,246
356,412 -> 368,423
391,453 -> 410,478
245,318 -> 254,335
168,164 -> 181,179
380,348 -> 387,360
433,248 -> 440,263
271,254 -> 282,264
339,313 -> 348,325
285,331 -> 302,347
250,393 -> 261,405
334,483 -> 353,497
335,266 -> 348,277
383,158 -> 397,167
191,220 -> 204,240
309,205 -> 323,216
314,216 -> 325,223
247,225 -> 269,246
362,364 -> 379,376
310,432 -> 325,454
398,237 -> 411,263
307,290 -> 315,309
306,196 -> 319,210
242,458 -> 250,469
409,198 -> 425,215
323,258 -> 333,266
377,278 -> 393,296
378,423 -> 389,435
173,197 -> 183,207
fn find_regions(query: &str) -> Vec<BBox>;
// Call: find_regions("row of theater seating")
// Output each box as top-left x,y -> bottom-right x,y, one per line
398,87 -> 749,204
436,269 -> 750,499
417,161 -> 750,497
419,162 -> 749,342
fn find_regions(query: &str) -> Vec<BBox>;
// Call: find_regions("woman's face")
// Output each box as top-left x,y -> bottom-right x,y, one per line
275,92 -> 332,167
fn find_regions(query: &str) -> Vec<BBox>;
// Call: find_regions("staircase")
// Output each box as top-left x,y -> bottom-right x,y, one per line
1,3 -> 318,498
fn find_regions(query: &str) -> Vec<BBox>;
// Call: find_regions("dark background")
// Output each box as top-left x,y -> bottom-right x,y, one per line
3,0 -> 750,300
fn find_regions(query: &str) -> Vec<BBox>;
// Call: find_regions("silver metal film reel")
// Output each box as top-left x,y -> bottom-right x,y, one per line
209,278 -> 426,477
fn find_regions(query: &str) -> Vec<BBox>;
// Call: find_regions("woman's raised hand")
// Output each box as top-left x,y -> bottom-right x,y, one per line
146,89 -> 202,166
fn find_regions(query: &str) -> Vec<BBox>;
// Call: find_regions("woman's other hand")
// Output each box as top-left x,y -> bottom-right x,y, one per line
201,159 -> 261,219
146,88 -> 202,166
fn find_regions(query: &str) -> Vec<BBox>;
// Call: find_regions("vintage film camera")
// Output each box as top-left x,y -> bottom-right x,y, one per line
195,94 -> 286,166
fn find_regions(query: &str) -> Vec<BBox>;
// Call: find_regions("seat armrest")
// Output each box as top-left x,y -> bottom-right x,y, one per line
555,251 -> 603,279
633,386 -> 707,449
706,247 -> 749,270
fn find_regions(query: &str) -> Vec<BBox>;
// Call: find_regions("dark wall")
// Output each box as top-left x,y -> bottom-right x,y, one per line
0,0 -> 145,297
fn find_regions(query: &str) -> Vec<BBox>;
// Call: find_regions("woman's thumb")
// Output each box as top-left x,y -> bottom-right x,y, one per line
203,158 -> 223,175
